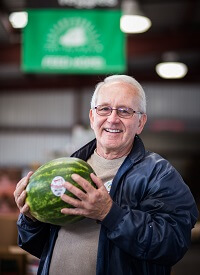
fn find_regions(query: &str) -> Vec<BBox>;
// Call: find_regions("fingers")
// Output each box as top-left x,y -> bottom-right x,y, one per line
60,173 -> 112,220
61,206 -> 84,216
21,203 -> 37,221
61,193 -> 83,208
17,189 -> 26,204
13,171 -> 37,221
16,171 -> 33,189
71,174 -> 95,193
14,171 -> 33,212
62,181 -> 87,201
90,173 -> 104,188
61,173 -> 103,201
14,171 -> 33,198
71,173 -> 104,191
21,202 -> 30,213
14,189 -> 27,210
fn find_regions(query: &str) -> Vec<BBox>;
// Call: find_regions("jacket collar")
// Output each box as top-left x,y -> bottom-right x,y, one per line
128,134 -> 146,164
71,138 -> 96,160
109,135 -> 146,198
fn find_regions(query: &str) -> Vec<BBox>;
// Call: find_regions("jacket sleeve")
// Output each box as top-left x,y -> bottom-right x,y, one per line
17,213 -> 52,258
101,165 -> 199,266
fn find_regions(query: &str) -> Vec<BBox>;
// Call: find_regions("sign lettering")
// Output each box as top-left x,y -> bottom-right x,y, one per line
22,9 -> 126,74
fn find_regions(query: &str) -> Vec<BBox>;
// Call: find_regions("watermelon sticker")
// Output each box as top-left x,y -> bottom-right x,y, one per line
51,176 -> 66,196
104,180 -> 112,193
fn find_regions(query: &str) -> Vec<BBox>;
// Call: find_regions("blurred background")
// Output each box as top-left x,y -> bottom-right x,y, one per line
0,0 -> 199,274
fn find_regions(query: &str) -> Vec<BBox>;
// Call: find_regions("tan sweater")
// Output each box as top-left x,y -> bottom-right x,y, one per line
49,151 -> 126,275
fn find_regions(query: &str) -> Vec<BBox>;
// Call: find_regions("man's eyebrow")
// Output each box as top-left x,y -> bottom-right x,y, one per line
96,103 -> 110,106
97,103 -> 132,108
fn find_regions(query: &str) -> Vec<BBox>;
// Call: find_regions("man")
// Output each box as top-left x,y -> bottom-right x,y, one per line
14,75 -> 198,275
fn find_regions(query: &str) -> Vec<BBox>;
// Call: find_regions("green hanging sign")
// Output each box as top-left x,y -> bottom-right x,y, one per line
22,9 -> 126,74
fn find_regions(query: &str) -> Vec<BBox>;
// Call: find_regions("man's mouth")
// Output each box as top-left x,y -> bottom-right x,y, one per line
104,128 -> 123,133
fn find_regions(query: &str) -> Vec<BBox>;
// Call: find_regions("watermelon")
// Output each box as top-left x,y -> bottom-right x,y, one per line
25,157 -> 95,226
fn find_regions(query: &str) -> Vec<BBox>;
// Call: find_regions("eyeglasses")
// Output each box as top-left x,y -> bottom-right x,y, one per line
94,105 -> 143,118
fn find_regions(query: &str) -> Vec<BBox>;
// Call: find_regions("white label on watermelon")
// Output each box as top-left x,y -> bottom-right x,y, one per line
104,180 -> 112,193
51,176 -> 66,197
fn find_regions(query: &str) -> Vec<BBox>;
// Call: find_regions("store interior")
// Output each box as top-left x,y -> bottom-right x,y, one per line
0,1 -> 200,274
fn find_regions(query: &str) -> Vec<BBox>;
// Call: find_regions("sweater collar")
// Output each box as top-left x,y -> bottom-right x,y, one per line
71,134 -> 145,164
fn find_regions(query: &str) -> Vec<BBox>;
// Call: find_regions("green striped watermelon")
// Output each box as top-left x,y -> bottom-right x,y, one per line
25,157 -> 95,226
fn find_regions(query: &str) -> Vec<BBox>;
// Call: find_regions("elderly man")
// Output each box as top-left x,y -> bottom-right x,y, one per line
14,75 -> 198,275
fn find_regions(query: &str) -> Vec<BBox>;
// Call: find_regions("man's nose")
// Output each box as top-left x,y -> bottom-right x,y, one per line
107,109 -> 120,122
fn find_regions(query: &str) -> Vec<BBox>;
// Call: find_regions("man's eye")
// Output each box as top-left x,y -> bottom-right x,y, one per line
119,108 -> 129,114
101,107 -> 110,111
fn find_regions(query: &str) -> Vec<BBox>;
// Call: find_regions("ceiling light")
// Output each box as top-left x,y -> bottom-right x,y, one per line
155,52 -> 188,79
120,0 -> 152,33
9,11 -> 28,29
120,15 -> 151,33
156,62 -> 188,79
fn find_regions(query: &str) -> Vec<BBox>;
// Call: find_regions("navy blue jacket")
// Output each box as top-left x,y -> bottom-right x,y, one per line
17,135 -> 198,275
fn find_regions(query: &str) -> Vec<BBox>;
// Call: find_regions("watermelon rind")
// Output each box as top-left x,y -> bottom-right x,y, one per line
25,157 -> 95,226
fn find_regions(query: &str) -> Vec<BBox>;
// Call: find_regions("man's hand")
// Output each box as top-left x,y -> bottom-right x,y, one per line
61,173 -> 113,221
13,171 -> 36,221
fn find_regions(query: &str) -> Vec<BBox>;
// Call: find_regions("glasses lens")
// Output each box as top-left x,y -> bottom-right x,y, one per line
96,106 -> 135,117
96,106 -> 111,116
118,107 -> 133,117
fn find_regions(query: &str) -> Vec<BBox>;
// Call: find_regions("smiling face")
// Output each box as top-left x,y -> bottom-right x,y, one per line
89,81 -> 147,159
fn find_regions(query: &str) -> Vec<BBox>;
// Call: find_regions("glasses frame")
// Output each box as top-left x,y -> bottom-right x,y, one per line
94,105 -> 143,118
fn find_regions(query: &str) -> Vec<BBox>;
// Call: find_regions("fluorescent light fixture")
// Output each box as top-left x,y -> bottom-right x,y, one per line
156,62 -> 188,79
120,0 -> 152,33
9,11 -> 28,29
120,15 -> 151,33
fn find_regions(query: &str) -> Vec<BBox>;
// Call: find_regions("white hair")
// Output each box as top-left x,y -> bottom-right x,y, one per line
90,75 -> 146,113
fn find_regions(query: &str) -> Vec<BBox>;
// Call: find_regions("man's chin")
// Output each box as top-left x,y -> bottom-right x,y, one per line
102,140 -> 121,150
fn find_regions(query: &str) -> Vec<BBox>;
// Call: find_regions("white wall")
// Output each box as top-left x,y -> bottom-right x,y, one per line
0,89 -> 94,167
0,83 -> 199,167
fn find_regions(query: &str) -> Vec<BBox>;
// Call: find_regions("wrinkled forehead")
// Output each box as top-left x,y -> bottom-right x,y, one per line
97,81 -> 139,106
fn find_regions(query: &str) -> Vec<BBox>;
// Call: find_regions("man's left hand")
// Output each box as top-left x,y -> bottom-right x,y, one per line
60,173 -> 113,221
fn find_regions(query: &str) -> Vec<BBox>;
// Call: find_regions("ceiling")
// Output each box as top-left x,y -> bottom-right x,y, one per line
0,0 -> 200,90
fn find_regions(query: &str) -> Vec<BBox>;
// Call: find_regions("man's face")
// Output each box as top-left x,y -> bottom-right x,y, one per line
89,81 -> 147,158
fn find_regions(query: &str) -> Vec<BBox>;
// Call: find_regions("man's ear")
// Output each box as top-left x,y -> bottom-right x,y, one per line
136,114 -> 147,135
89,109 -> 94,130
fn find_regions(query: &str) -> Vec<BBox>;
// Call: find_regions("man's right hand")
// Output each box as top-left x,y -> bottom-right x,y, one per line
14,171 -> 36,221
